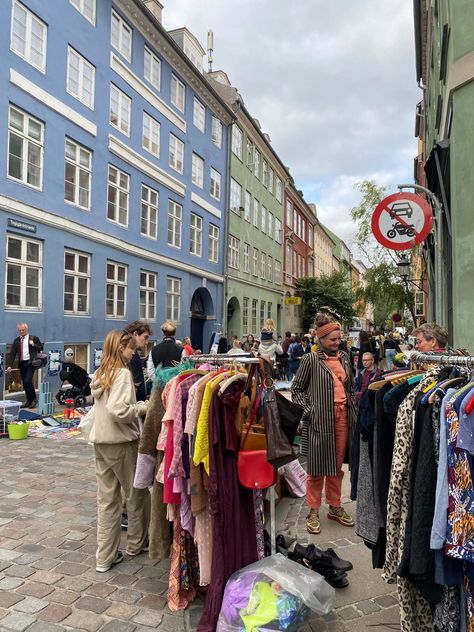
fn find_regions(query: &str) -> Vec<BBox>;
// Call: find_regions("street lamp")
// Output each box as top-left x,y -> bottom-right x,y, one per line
396,253 -> 424,292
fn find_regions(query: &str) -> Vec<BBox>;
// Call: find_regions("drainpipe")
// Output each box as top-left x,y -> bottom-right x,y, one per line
222,121 -> 233,336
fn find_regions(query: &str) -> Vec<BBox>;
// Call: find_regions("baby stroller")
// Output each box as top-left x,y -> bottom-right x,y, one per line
55,360 -> 91,407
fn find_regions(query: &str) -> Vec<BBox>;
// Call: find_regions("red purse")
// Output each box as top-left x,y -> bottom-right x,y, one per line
237,450 -> 276,489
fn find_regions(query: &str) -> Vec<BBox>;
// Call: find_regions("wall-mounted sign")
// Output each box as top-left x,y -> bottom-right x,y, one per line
285,296 -> 302,305
371,193 -> 433,251
8,218 -> 37,233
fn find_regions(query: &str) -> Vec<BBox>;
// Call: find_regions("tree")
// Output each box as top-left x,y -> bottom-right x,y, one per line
296,272 -> 356,332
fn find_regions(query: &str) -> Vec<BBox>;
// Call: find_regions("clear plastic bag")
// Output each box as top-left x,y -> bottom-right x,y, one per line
217,553 -> 335,631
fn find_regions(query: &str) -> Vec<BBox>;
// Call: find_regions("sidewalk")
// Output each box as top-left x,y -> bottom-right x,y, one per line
0,436 -> 399,631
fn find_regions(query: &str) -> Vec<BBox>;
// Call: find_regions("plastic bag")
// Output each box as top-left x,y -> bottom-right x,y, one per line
280,460 -> 307,497
217,553 -> 335,631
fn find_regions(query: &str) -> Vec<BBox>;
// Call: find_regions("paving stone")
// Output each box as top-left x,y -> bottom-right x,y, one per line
136,566 -> 166,579
112,573 -> 138,586
0,591 -> 25,608
75,595 -> 111,613
4,565 -> 35,578
27,624 -> 68,632
17,581 -> 54,598
59,550 -> 89,563
100,621 -> 136,632
57,540 -> 83,551
133,608 -> 164,627
136,594 -> 167,610
355,599 -> 382,615
12,596 -> 48,613
337,605 -> 362,620
30,558 -> 61,571
158,613 -> 185,629
134,578 -> 168,594
0,576 -> 24,589
374,594 -> 398,608
30,570 -> 63,585
14,553 -> 42,565
36,603 -> 72,622
40,548 -> 63,560
55,575 -> 93,591
105,602 -> 140,619
86,583 -> 117,598
0,549 -> 22,562
39,538 -> 64,548
0,607 -> 9,620
16,544 -> 45,553
47,589 -> 80,605
0,611 -> 36,631
62,610 -> 104,632
110,588 -> 143,604
54,561 -> 88,575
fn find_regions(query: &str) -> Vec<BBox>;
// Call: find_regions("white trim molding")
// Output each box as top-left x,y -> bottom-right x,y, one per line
1,195 -> 224,283
191,192 -> 221,219
10,69 -> 97,136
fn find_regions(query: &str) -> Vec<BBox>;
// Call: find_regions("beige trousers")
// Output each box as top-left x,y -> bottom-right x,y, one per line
94,441 -> 150,566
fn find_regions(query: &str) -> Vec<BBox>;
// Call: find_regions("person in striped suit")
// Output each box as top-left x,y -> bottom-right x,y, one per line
291,312 -> 357,534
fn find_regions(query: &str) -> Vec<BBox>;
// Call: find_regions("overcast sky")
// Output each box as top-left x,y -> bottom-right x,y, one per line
163,1 -> 421,253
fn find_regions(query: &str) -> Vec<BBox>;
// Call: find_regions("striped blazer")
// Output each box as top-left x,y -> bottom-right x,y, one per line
291,349 -> 356,477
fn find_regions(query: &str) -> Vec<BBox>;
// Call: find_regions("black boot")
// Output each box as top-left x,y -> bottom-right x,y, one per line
324,547 -> 353,572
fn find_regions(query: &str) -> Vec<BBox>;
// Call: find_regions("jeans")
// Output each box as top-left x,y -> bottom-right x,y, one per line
385,348 -> 396,370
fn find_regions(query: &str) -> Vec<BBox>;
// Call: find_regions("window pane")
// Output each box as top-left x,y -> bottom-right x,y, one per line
26,242 -> 40,263
7,238 -> 22,260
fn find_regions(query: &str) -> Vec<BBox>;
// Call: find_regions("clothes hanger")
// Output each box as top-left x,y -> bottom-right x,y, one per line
367,370 -> 424,391
219,372 -> 248,395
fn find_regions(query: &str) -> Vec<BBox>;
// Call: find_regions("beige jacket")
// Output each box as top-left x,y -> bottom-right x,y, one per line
89,368 -> 147,444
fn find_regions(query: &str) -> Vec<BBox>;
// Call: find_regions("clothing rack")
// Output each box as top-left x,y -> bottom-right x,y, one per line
411,351 -> 474,367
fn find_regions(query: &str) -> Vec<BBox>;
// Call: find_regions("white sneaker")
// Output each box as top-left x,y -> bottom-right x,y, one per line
96,550 -> 123,573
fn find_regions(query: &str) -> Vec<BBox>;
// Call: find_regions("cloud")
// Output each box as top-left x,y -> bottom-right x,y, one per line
163,0 -> 421,245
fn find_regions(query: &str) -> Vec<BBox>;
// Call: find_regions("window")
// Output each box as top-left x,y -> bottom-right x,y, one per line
166,276 -> 181,322
267,255 -> 273,282
246,139 -> 253,169
193,98 -> 205,133
8,105 -> 43,189
415,291 -> 425,317
140,270 -> 156,320
109,84 -> 131,135
211,117 -> 222,148
260,252 -> 266,279
190,213 -> 203,257
11,1 -> 47,72
208,224 -> 219,263
293,210 -> 298,233
144,46 -> 161,91
169,134 -> 184,173
275,260 -> 282,285
285,243 -> 292,278
106,261 -> 127,318
70,0 -> 95,25
107,165 -> 129,226
260,301 -> 266,329
276,177 -> 282,202
111,9 -> 132,62
171,74 -> 185,112
252,248 -> 258,276
228,235 -> 240,269
244,191 -> 251,222
141,184 -> 158,239
267,302 -> 272,321
253,198 -> 259,228
302,218 -> 306,242
167,200 -> 182,248
6,235 -> 42,309
142,112 -> 160,157
275,218 -> 282,244
64,250 -> 90,314
268,213 -> 273,240
253,149 -> 260,179
268,168 -> 274,194
67,47 -> 95,109
63,343 -> 88,372
230,178 -> 242,212
286,200 -> 292,226
210,168 -> 221,200
262,160 -> 268,188
231,125 -> 243,159
251,299 -> 258,334
243,243 -> 250,273
261,205 -> 267,233
242,297 -> 249,332
64,139 -> 91,210
192,153 -> 204,188
308,225 -> 314,248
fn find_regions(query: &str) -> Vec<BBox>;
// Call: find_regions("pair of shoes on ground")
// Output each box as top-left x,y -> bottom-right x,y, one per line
306,505 -> 355,534
20,399 -> 37,409
96,550 -> 124,573
291,543 -> 353,589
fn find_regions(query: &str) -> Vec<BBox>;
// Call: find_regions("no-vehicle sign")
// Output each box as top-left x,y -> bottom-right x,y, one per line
371,192 -> 433,251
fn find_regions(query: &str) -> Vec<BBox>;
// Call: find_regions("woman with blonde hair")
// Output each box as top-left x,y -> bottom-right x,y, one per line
89,330 -> 150,572
258,318 -> 283,362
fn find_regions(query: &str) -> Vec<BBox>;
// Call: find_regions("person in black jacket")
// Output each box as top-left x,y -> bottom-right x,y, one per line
357,331 -> 377,371
6,322 -> 43,408
123,320 -> 152,402
151,320 -> 183,368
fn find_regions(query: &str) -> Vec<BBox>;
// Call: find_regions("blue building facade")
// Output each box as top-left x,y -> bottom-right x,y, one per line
0,0 -> 233,391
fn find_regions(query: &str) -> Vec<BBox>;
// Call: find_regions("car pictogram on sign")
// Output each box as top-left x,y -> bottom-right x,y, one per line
386,223 -> 416,239
389,202 -> 413,220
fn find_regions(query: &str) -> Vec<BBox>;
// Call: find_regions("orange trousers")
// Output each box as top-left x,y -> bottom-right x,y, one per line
306,403 -> 348,510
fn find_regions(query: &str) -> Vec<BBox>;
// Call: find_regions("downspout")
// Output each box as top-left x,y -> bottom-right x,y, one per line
221,120 -> 233,336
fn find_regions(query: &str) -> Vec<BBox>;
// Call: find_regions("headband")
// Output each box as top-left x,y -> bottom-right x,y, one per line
316,322 -> 341,339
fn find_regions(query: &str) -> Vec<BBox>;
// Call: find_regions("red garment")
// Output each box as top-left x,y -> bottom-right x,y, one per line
183,344 -> 194,356
163,420 -> 181,504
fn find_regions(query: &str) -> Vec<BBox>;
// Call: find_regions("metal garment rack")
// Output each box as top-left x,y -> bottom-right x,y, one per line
411,351 -> 474,368
186,352 -> 277,554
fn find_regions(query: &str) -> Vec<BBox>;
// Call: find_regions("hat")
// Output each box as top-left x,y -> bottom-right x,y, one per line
261,330 -> 273,341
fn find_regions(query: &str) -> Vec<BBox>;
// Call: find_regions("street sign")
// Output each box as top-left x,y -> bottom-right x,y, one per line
371,192 -> 433,251
285,296 -> 302,305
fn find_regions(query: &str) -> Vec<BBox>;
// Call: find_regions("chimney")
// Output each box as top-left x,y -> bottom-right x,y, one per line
143,0 -> 163,23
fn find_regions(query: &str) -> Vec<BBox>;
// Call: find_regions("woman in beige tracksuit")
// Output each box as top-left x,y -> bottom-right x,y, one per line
89,330 -> 150,573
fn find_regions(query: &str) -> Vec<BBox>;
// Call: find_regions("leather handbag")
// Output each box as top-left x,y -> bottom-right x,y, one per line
239,363 -> 266,451
32,352 -> 48,368
237,450 -> 276,489
275,391 -> 304,445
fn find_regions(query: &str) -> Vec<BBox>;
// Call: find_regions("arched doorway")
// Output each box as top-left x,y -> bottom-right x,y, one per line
190,287 -> 214,352
226,296 -> 241,339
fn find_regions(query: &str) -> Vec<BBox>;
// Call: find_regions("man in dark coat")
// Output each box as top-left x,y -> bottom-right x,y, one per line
123,320 -> 152,402
6,322 -> 43,408
151,320 -> 182,368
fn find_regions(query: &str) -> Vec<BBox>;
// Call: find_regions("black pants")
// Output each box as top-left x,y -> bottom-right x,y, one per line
19,361 -> 36,402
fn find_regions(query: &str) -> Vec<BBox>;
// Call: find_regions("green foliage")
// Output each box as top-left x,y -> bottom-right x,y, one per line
296,272 -> 356,331
350,180 -> 390,265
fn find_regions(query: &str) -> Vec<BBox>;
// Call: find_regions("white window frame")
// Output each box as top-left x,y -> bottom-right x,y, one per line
107,164 -> 129,227
210,168 -> 221,201
252,248 -> 259,277
64,138 -> 92,210
190,213 -> 203,257
142,111 -> 160,157
228,235 -> 240,270
5,234 -> 42,310
268,168 -> 274,194
10,0 -> 47,72
286,200 -> 292,227
268,213 -> 273,240
246,139 -> 253,169
275,218 -> 282,244
144,45 -> 161,91
67,46 -> 95,109
253,198 -> 259,228
166,276 -> 181,322
260,301 -> 266,330
105,261 -> 127,319
244,191 -> 251,222
64,249 -> 90,315
141,184 -> 158,240
169,133 -> 184,174
260,251 -> 266,279
230,178 -> 242,213
275,260 -> 282,285
8,105 -> 44,190
192,152 -> 204,188
261,205 -> 267,233
267,255 -> 273,282
267,302 -> 272,321
109,84 -> 131,136
171,74 -> 185,112
253,149 -> 260,179
276,177 -> 282,202
211,116 -> 222,148
140,270 -> 156,321
70,0 -> 96,25
231,125 -> 243,160
167,199 -> 182,248
243,243 -> 250,273
208,224 -> 219,263
193,97 -> 205,133
262,160 -> 268,188
242,297 -> 249,332
251,299 -> 258,334
111,9 -> 132,62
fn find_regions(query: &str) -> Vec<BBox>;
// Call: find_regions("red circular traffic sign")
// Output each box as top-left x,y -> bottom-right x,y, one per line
371,192 -> 433,250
